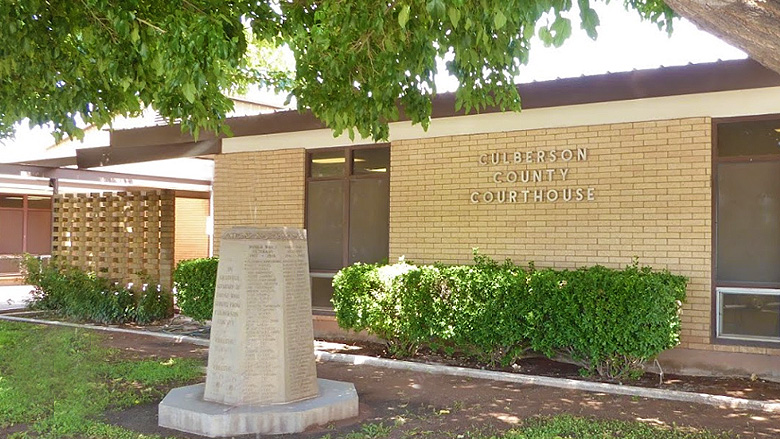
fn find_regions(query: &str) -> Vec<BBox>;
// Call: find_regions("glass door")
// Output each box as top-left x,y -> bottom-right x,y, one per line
306,145 -> 390,310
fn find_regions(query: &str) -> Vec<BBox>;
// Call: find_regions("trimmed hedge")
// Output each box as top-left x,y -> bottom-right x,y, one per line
22,256 -> 172,324
173,257 -> 218,321
333,253 -> 687,380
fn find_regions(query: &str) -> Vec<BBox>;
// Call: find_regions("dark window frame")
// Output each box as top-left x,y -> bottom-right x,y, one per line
712,113 -> 780,347
305,144 -> 390,310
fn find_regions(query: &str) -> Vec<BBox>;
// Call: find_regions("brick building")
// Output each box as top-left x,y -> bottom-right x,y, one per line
122,59 -> 780,378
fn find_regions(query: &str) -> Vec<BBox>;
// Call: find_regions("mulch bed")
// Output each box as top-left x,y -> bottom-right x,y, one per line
315,337 -> 780,403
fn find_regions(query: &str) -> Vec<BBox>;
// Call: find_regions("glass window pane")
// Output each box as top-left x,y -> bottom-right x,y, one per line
311,276 -> 335,309
26,211 -> 51,255
310,150 -> 346,178
348,178 -> 389,264
353,148 -> 390,175
718,119 -> 780,157
717,161 -> 780,284
0,195 -> 24,209
307,180 -> 344,270
0,210 -> 24,254
721,292 -> 780,339
28,196 -> 52,209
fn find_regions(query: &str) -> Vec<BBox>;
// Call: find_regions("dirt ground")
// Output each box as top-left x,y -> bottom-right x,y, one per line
319,339 -> 780,402
118,313 -> 780,403
99,332 -> 780,439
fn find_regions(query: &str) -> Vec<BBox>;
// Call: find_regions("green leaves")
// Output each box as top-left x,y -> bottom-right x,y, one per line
0,0 -> 280,141
333,254 -> 687,378
447,6 -> 461,28
539,15 -> 572,47
494,10 -> 507,30
0,0 -> 677,142
23,255 -> 173,324
425,0 -> 446,18
181,81 -> 197,104
173,257 -> 219,322
398,5 -> 411,29
579,0 -> 601,39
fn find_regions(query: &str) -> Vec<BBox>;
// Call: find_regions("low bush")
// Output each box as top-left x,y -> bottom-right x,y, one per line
332,253 -> 687,380
526,261 -> 687,379
22,255 -> 173,324
333,255 -> 533,362
173,257 -> 218,321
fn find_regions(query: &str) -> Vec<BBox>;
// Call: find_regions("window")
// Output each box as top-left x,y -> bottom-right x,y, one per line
0,194 -> 52,275
306,145 -> 390,310
714,116 -> 780,343
718,288 -> 780,341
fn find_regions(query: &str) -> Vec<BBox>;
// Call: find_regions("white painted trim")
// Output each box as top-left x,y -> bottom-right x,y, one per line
717,287 -> 780,296
223,86 -> 780,153
716,287 -> 780,343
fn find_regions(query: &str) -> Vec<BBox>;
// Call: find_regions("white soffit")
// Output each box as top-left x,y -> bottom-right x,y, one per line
222,86 -> 780,153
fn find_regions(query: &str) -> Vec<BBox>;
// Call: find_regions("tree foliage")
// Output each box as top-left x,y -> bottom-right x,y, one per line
0,0 -> 674,142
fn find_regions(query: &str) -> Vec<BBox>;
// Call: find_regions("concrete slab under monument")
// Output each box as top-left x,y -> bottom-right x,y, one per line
159,379 -> 358,436
158,227 -> 358,437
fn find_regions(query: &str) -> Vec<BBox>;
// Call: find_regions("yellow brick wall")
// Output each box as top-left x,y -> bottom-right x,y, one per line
389,117 -> 778,356
211,119 -> 780,357
174,197 -> 210,263
212,149 -> 305,255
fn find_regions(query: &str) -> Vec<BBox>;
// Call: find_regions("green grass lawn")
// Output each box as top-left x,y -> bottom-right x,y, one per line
503,416 -> 732,439
0,322 -> 732,439
0,321 -> 203,439
323,416 -> 731,439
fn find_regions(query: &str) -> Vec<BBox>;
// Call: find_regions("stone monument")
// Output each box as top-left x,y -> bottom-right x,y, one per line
158,227 -> 359,437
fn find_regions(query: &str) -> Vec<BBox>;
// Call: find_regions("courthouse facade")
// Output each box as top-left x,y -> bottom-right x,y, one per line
129,59 -> 780,378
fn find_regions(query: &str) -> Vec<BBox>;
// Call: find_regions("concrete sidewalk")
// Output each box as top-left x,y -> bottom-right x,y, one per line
0,285 -> 33,311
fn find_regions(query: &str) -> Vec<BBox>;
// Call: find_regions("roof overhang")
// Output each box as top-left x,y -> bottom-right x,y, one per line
0,163 -> 211,193
108,58 -> 780,150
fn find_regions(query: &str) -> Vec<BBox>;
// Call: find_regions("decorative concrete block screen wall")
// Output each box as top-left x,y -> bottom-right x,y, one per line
52,190 -> 175,290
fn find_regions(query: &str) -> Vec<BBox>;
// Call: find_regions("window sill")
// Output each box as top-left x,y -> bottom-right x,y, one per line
712,335 -> 780,349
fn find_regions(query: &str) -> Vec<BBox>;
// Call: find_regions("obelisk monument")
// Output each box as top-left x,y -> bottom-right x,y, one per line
159,227 -> 358,437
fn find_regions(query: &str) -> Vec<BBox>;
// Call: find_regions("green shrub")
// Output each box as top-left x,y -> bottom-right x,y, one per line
334,255 -> 533,363
173,257 -> 218,321
135,284 -> 174,324
22,255 -> 173,324
332,253 -> 687,380
438,255 -> 532,364
526,261 -> 687,379
332,261 -> 419,356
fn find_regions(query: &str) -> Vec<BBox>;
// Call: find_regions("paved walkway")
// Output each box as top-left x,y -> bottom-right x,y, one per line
0,285 -> 33,311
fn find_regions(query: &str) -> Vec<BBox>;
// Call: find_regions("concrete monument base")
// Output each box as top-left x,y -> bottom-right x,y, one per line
159,379 -> 359,437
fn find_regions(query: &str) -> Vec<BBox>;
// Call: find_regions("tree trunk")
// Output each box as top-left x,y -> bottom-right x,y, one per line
665,0 -> 780,74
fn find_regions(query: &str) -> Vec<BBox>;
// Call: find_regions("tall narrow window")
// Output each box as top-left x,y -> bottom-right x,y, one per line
306,145 -> 390,310
715,117 -> 780,343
